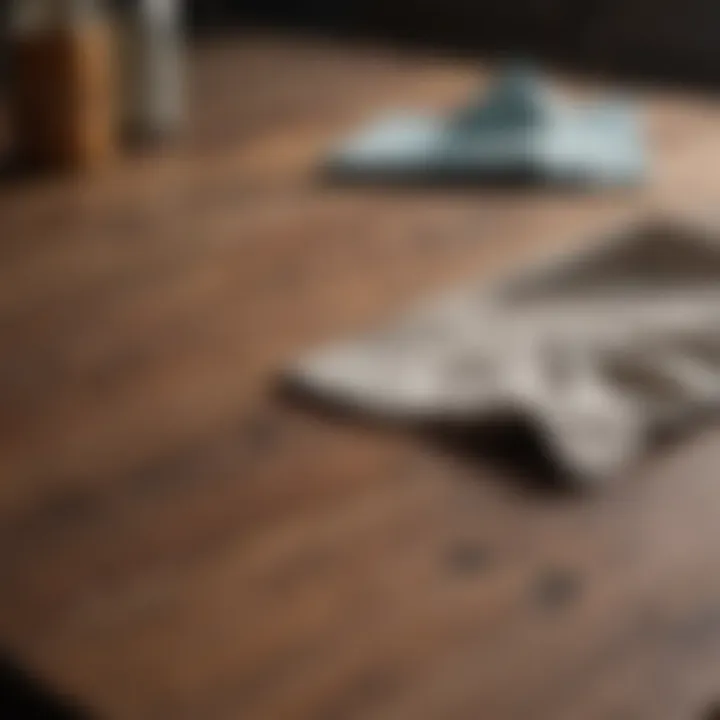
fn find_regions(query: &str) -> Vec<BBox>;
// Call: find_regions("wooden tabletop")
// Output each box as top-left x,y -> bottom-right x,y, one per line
3,32 -> 720,720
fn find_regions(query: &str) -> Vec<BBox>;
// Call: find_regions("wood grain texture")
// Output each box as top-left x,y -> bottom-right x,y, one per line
2,32 -> 720,720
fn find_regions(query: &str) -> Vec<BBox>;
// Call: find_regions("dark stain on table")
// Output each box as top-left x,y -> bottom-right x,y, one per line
529,567 -> 583,613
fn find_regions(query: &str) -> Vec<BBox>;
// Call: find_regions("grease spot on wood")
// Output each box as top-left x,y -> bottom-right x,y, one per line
445,541 -> 493,577
315,666 -> 404,720
244,414 -> 281,456
530,567 -> 582,613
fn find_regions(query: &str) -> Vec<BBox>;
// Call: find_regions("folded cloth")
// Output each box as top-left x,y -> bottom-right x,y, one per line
325,64 -> 645,187
289,217 -> 720,484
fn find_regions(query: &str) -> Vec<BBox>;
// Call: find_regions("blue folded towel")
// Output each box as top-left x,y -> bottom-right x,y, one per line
326,64 -> 645,187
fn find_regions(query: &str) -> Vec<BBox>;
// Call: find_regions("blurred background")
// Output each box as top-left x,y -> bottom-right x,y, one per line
187,0 -> 720,84
3,2 -> 720,720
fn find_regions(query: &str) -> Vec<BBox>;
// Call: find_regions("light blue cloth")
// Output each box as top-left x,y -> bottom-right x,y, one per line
326,65 -> 645,186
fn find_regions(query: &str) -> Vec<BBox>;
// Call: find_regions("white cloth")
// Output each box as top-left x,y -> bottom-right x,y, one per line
291,217 -> 720,483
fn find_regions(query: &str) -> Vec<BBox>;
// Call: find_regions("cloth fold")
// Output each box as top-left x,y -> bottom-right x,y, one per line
290,217 -> 720,483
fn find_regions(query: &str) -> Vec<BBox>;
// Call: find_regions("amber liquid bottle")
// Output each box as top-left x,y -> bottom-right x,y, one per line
9,0 -> 117,172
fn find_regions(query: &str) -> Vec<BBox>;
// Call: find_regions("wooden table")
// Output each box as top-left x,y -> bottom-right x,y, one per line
3,32 -> 720,720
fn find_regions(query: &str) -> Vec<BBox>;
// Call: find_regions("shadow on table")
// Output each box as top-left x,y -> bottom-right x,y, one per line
0,655 -> 90,719
317,164 -> 638,194
279,379 -> 574,497
418,417 -> 572,495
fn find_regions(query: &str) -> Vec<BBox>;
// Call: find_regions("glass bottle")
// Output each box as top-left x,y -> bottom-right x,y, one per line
9,0 -> 117,171
116,0 -> 184,145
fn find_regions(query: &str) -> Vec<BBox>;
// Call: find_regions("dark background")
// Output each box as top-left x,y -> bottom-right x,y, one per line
188,0 -> 720,85
2,1 -> 720,87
